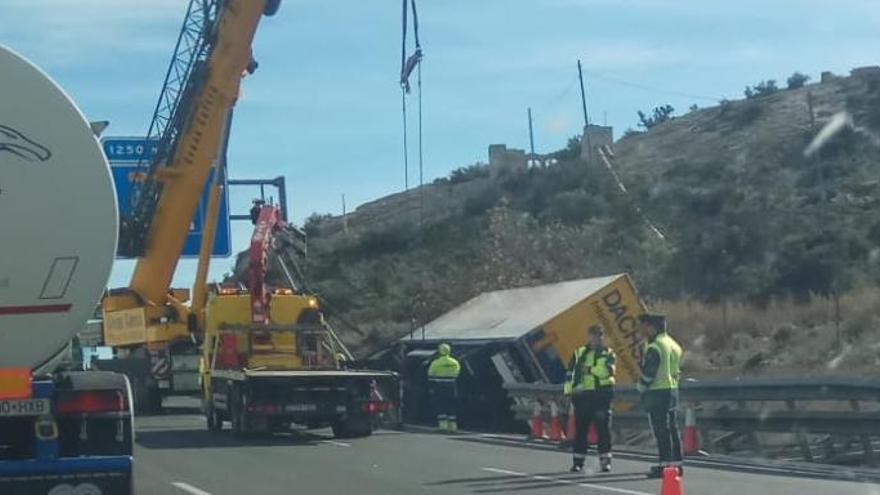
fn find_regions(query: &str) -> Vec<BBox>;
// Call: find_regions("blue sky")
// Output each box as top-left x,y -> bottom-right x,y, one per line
4,0 -> 879,289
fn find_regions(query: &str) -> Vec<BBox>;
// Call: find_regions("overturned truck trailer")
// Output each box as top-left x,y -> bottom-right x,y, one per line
370,274 -> 648,431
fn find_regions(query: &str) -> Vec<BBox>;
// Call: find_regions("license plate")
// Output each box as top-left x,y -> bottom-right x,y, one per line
0,398 -> 50,416
285,404 -> 317,412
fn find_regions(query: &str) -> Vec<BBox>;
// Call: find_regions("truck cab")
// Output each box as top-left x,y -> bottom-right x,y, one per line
201,290 -> 398,438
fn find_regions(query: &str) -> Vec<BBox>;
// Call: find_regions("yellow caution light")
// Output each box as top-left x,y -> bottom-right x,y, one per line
308,297 -> 319,309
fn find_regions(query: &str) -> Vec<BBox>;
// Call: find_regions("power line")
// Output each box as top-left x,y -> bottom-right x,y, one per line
538,73 -> 579,110
400,0 -> 423,191
417,60 -> 424,228
583,68 -> 723,103
401,89 -> 409,190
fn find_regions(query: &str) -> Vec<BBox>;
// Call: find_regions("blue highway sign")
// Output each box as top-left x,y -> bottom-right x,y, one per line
102,136 -> 231,258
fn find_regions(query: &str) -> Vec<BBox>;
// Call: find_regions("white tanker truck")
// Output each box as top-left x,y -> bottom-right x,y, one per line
0,44 -> 134,494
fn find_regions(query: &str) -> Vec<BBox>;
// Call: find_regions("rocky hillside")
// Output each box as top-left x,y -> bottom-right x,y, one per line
611,68 -> 880,299
245,67 -> 880,367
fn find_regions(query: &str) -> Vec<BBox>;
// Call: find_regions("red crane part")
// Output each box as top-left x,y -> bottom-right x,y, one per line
248,204 -> 284,324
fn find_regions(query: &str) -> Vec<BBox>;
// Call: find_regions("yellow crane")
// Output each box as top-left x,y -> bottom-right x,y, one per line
101,0 -> 280,411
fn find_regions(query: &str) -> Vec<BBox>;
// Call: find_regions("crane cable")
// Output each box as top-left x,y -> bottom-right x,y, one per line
400,0 -> 428,331
400,0 -> 423,196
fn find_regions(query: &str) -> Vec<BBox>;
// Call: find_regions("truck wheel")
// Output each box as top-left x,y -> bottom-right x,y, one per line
135,385 -> 163,415
206,405 -> 222,432
231,403 -> 243,437
231,387 -> 248,438
332,415 -> 372,439
148,386 -> 163,414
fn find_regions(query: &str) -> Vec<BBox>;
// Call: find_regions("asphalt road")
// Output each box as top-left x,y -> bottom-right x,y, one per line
134,411 -> 879,495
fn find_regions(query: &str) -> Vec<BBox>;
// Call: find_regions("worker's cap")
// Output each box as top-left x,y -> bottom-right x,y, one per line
438,343 -> 451,356
587,325 -> 605,335
638,313 -> 666,330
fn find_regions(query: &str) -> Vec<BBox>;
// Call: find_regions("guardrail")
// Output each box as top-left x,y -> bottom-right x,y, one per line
504,377 -> 880,466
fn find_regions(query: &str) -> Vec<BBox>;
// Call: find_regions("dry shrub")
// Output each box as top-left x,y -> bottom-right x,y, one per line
651,287 -> 880,375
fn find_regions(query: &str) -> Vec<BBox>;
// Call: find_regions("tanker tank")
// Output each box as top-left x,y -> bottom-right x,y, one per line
0,44 -> 118,369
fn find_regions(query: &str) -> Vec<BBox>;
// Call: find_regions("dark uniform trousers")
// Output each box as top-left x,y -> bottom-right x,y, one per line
429,378 -> 457,422
572,387 -> 613,459
644,389 -> 683,463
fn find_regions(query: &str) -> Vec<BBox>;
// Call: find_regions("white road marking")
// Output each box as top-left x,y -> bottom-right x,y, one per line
171,481 -> 212,495
321,439 -> 351,447
482,467 -> 652,495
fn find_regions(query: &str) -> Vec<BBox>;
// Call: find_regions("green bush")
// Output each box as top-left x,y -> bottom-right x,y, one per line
463,186 -> 502,216
342,223 -> 418,260
638,105 -> 675,129
552,135 -> 582,161
843,310 -> 873,341
771,324 -> 794,347
744,80 -> 779,99
449,164 -> 489,184
815,126 -> 858,160
304,212 -> 332,236
846,83 -> 880,131
726,101 -> 763,127
786,72 -> 810,89
543,189 -> 596,224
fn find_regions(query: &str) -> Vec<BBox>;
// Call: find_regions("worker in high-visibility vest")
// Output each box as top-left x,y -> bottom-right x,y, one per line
564,324 -> 616,473
637,313 -> 684,478
427,343 -> 461,432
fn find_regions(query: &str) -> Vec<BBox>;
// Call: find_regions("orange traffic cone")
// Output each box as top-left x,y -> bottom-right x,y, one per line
529,402 -> 545,440
682,404 -> 699,455
661,466 -> 684,495
588,423 -> 598,445
548,401 -> 564,441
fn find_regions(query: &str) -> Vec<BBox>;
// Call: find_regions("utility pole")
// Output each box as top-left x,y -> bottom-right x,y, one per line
527,107 -> 536,157
342,193 -> 348,234
578,59 -> 591,162
577,59 -> 590,127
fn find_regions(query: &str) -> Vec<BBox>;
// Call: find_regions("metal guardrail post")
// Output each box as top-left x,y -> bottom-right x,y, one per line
787,399 -> 814,462
850,399 -> 876,466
